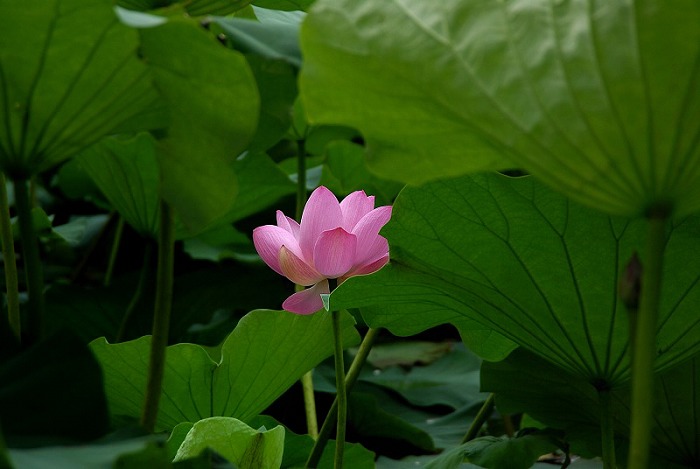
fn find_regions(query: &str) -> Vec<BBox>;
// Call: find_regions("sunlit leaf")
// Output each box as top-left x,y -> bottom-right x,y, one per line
0,0 -> 163,177
300,0 -> 700,217
330,173 -> 700,383
91,309 -> 360,431
173,417 -> 285,468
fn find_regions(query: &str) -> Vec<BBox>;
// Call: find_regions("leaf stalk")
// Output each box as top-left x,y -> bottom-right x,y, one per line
140,200 -> 175,433
627,213 -> 667,468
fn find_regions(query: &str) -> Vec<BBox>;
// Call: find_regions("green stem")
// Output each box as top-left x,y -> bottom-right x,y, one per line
140,201 -> 175,433
295,139 -> 319,438
12,178 -> 44,343
305,327 -> 380,468
627,214 -> 667,469
0,174 -> 20,341
104,216 -> 125,287
331,309 -> 346,469
599,388 -> 617,469
302,370 -> 319,439
115,242 -> 153,343
461,393 -> 496,444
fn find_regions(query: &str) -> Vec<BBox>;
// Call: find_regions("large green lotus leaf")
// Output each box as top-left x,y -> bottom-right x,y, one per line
77,133 -> 159,238
0,0 -> 163,177
173,417 -> 284,468
330,174 -> 700,384
300,0 -> 700,218
91,309 -> 359,431
138,19 -> 259,232
242,56 -> 299,152
482,348 -> 700,467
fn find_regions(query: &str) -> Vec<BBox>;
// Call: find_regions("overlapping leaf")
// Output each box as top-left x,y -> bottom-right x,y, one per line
0,0 -> 163,177
77,133 -> 160,237
138,19 -> 259,232
91,309 -> 359,431
330,174 -> 700,384
301,0 -> 700,217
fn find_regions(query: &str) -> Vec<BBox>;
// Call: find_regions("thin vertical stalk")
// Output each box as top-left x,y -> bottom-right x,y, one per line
331,309 -> 346,469
140,201 -> 175,433
103,215 -> 125,287
627,213 -> 667,469
461,393 -> 496,444
12,178 -> 44,343
305,327 -> 380,468
115,242 -> 153,343
295,138 -> 319,438
599,388 -> 617,469
0,174 -> 20,341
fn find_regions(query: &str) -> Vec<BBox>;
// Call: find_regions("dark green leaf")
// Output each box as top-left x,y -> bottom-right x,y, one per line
0,0 -> 163,177
0,333 -> 110,447
77,133 -> 160,238
252,0 -> 314,11
481,348 -> 700,467
330,174 -> 700,383
426,431 -> 561,469
117,0 -> 251,16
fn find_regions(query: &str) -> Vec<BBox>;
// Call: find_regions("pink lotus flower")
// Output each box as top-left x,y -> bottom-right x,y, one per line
253,186 -> 392,314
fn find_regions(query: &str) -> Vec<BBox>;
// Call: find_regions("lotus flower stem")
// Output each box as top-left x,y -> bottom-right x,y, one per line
141,200 -> 175,433
305,327 -> 380,468
103,215 -> 125,287
0,173 -> 20,341
461,393 -> 495,444
598,387 -> 616,469
295,139 -> 319,438
628,213 -> 667,469
12,177 -> 44,343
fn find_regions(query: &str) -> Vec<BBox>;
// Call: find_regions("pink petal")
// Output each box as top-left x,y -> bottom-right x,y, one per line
253,225 -> 302,275
351,206 -> 392,261
345,254 -> 389,280
339,191 -> 375,231
279,245 -> 324,286
282,280 -> 330,315
276,210 -> 300,237
299,186 -> 343,260
313,227 -> 358,278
